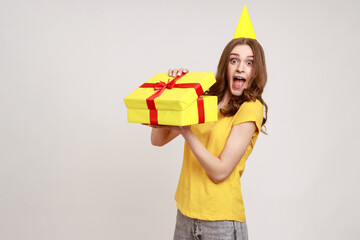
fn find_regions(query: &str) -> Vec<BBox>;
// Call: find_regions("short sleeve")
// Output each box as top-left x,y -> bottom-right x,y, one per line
233,100 -> 264,133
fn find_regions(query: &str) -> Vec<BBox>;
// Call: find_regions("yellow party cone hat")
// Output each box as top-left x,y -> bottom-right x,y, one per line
233,5 -> 256,40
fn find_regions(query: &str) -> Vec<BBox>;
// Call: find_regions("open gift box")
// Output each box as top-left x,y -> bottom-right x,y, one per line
124,72 -> 218,126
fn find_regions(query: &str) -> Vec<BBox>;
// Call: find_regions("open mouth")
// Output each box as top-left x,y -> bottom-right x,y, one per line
233,76 -> 246,89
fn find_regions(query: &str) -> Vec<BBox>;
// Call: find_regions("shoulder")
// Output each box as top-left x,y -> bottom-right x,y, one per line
233,99 -> 264,131
236,99 -> 263,117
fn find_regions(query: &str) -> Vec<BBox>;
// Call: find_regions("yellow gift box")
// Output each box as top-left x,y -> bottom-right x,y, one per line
124,72 -> 218,126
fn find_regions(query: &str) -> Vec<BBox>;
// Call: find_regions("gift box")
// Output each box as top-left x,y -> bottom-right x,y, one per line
124,72 -> 218,126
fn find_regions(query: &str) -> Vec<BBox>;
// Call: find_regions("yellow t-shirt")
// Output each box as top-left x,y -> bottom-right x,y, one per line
175,100 -> 264,222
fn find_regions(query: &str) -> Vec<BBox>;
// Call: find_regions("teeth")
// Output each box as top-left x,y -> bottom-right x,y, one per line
234,77 -> 245,80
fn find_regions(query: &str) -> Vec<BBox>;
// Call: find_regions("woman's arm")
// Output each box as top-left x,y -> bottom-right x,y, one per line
148,68 -> 189,146
151,127 -> 180,146
179,122 -> 256,183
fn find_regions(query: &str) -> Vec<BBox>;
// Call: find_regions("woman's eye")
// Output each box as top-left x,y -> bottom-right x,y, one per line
247,60 -> 253,65
231,59 -> 238,64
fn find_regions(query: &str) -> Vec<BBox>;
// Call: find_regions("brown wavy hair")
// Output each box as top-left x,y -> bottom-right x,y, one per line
207,37 -> 268,134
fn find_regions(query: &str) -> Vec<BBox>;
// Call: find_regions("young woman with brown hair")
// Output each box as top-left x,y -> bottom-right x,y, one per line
149,37 -> 268,240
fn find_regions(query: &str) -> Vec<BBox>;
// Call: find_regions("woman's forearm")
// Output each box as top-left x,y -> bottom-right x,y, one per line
151,127 -> 180,146
180,122 -> 255,183
151,128 -> 170,146
180,128 -> 225,183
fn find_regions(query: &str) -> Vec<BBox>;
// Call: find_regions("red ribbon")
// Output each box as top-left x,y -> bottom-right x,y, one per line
197,98 -> 205,124
139,72 -> 205,125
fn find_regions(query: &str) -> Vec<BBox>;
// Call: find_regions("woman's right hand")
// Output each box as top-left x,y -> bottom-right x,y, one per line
168,68 -> 189,77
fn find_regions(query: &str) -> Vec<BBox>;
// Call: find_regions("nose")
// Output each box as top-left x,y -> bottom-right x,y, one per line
237,61 -> 245,73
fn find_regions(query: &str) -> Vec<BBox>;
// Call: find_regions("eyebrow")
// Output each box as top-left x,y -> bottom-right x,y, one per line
230,53 -> 254,58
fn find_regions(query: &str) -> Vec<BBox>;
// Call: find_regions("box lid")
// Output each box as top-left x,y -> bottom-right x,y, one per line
124,72 -> 216,111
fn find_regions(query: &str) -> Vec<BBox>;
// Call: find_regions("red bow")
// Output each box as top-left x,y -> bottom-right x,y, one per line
153,79 -> 176,91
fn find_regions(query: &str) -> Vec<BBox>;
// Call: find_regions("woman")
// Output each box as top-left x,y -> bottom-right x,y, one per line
150,37 -> 268,240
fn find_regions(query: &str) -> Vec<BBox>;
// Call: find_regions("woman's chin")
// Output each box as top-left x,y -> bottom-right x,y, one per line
230,88 -> 244,96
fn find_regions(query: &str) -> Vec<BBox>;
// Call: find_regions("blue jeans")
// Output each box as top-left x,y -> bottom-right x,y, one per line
173,210 -> 249,240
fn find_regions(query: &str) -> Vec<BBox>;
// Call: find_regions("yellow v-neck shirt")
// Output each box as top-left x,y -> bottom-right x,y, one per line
175,100 -> 264,222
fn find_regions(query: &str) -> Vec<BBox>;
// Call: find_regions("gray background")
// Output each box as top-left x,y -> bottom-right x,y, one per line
1,0 -> 360,239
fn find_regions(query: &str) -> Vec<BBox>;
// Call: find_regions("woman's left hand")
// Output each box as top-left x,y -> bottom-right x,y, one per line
168,68 -> 189,77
